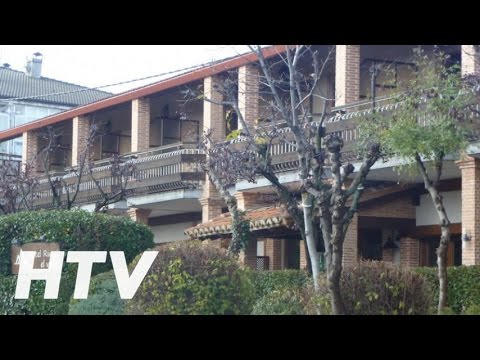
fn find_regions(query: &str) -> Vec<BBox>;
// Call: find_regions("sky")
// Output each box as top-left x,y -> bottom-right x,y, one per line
0,45 -> 252,94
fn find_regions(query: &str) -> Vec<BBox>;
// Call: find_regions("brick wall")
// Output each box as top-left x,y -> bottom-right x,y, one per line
335,45 -> 360,107
238,64 -> 259,130
462,45 -> 480,77
382,248 -> 394,263
240,237 -> 257,269
234,192 -> 265,211
400,237 -> 420,267
72,115 -> 91,166
299,240 -> 307,270
265,238 -> 283,270
360,196 -> 416,219
199,197 -> 224,222
457,157 -> 480,265
131,97 -> 150,153
343,214 -> 358,266
22,131 -> 39,171
127,207 -> 151,225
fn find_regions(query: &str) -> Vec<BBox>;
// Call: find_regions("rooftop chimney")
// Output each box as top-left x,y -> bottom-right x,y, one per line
25,52 -> 43,78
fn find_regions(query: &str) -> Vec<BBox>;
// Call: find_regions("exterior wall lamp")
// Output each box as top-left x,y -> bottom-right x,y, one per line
462,229 -> 471,242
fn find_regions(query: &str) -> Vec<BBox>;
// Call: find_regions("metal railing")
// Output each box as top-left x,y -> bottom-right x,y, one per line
256,256 -> 270,271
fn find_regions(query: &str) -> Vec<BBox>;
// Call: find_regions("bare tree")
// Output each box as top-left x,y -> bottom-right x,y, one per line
192,45 -> 381,314
88,153 -> 137,212
0,160 -> 38,214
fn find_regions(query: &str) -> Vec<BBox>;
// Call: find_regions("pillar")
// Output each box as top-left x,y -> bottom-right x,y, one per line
335,45 -> 360,107
131,97 -> 150,153
238,64 -> 259,130
457,156 -> 480,265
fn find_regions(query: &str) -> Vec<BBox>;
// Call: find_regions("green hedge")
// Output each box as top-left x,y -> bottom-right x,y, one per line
249,270 -> 311,301
0,209 -> 154,276
415,266 -> 480,314
0,210 -> 154,315
126,241 -> 255,315
68,272 -> 125,315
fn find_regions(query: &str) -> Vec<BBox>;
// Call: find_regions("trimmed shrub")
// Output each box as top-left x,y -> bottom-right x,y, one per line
0,210 -> 153,315
415,266 -> 480,314
319,261 -> 432,315
249,270 -> 311,301
252,285 -> 328,315
69,272 -> 124,315
126,241 -> 255,315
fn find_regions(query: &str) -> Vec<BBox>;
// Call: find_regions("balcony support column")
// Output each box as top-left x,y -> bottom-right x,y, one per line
131,97 -> 151,153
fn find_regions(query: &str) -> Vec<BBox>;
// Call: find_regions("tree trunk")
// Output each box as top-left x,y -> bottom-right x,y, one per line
302,193 -> 320,290
328,223 -> 346,315
415,155 -> 450,314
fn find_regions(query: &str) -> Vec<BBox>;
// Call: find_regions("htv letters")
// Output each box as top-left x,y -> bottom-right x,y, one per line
14,251 -> 158,300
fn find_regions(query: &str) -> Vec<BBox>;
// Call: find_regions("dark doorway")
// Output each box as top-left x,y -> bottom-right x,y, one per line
359,229 -> 383,261
285,239 -> 300,269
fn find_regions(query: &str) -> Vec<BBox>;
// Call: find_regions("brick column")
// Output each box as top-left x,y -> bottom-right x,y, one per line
131,97 -> 150,153
234,192 -> 261,211
72,115 -> 91,166
299,239 -> 308,270
127,207 -> 151,225
200,76 -> 226,223
457,156 -> 480,265
335,45 -> 360,107
239,237 -> 257,269
22,131 -> 39,171
238,64 -> 259,130
199,197 -> 224,222
400,237 -> 420,267
265,238 -> 282,270
462,45 -> 480,77
343,213 -> 358,266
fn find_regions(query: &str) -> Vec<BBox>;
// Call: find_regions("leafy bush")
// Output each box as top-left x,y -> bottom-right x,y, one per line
462,304 -> 480,315
249,270 -> 311,301
415,266 -> 480,314
252,288 -> 309,315
319,261 -> 432,315
0,210 -> 153,315
69,272 -> 124,315
252,285 -> 328,315
0,265 -> 76,315
126,241 -> 255,315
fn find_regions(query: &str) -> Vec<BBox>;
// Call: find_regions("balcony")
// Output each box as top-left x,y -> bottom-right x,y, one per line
229,94 -> 480,174
33,143 -> 206,208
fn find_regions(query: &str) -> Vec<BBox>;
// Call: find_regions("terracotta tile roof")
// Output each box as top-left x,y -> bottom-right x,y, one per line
185,206 -> 291,239
186,183 -> 416,239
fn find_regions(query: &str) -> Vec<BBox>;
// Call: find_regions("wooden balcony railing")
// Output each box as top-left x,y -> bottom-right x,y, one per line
228,95 -> 480,173
33,145 -> 206,208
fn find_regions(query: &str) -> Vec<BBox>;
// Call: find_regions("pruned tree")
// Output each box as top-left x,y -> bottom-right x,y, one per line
0,160 -> 38,214
88,153 -> 137,212
360,47 -> 480,314
189,45 -> 381,314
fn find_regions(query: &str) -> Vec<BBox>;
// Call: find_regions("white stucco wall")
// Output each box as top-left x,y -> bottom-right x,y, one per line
150,221 -> 195,243
416,190 -> 461,226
